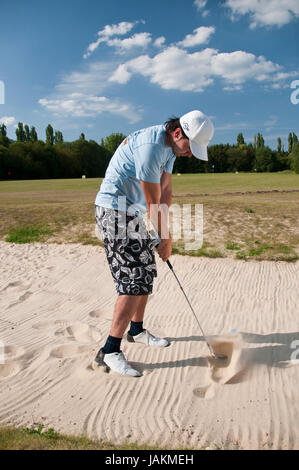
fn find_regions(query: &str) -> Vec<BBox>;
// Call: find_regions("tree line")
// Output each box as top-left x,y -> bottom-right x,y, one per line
0,122 -> 299,179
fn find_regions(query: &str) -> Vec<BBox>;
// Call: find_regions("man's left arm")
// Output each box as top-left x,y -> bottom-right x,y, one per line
160,171 -> 172,207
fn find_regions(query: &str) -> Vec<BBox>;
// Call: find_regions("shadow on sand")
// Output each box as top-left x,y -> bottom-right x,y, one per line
165,331 -> 299,369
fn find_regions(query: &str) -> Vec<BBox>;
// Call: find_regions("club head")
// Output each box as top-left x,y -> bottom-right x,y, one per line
212,353 -> 228,360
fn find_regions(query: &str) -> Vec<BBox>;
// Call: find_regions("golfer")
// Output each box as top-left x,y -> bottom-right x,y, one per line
94,110 -> 214,376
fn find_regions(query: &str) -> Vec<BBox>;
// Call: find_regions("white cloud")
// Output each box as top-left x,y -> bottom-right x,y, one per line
109,45 -> 292,92
109,64 -> 132,84
83,20 -> 149,58
154,36 -> 166,48
39,61 -> 143,123
194,0 -> 208,10
176,26 -> 215,48
110,47 -> 216,92
57,62 -> 113,95
106,32 -> 152,54
216,121 -> 254,131
39,93 -> 141,123
0,116 -> 16,127
211,51 -> 281,84
84,21 -> 137,58
223,85 -> 243,91
194,0 -> 210,17
272,71 -> 298,82
224,0 -> 299,28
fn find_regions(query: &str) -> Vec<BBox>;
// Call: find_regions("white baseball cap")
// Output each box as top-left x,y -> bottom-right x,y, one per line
179,110 -> 214,161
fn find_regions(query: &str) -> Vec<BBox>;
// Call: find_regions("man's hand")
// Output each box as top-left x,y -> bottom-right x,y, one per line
157,237 -> 172,262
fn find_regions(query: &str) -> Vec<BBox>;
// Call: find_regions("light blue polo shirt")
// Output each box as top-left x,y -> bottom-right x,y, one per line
95,125 -> 176,215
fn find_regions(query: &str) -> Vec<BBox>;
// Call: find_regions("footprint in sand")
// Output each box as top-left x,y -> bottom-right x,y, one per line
2,281 -> 23,291
89,309 -> 103,318
50,344 -> 91,359
0,361 -> 22,378
54,323 -> 102,343
3,345 -> 25,359
8,291 -> 33,309
32,320 -> 70,331
193,385 -> 216,400
89,309 -> 112,321
0,344 -> 26,379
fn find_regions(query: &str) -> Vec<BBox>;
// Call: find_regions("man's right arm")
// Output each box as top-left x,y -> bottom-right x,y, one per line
140,180 -> 172,262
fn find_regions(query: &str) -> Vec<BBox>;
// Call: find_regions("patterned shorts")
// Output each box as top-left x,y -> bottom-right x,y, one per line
95,206 -> 157,296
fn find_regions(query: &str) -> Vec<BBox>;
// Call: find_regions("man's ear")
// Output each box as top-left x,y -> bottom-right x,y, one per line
174,128 -> 182,140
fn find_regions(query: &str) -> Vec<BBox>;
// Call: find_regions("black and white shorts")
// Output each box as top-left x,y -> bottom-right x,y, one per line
95,206 -> 157,296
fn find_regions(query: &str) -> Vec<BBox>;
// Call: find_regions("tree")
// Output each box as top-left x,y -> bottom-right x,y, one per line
255,146 -> 278,172
277,137 -> 282,154
46,124 -> 54,145
30,126 -> 38,142
24,124 -> 31,142
54,130 -> 63,144
0,123 -> 7,137
101,132 -> 126,155
80,133 -> 85,140
293,132 -> 298,150
16,122 -> 26,142
256,133 -> 264,149
237,133 -> 245,146
288,132 -> 293,154
0,135 -> 10,148
291,142 -> 299,174
71,139 -> 111,177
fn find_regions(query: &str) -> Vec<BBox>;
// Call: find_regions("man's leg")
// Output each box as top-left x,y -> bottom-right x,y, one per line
110,294 -> 148,338
95,294 -> 146,377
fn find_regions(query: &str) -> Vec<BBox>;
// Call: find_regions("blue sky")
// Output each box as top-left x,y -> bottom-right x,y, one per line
1,0 -> 298,150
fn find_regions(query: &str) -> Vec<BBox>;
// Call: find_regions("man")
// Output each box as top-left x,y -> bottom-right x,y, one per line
94,110 -> 214,377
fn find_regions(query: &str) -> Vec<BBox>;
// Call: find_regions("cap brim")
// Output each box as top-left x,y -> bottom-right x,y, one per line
190,140 -> 208,161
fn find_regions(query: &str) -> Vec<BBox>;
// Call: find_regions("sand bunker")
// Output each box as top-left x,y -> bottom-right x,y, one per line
0,241 -> 299,450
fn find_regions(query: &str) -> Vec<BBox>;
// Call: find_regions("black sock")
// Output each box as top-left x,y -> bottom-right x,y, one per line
128,321 -> 144,337
102,335 -> 122,354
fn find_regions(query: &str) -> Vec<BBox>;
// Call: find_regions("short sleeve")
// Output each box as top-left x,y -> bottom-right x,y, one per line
164,154 -> 176,174
134,144 -> 163,184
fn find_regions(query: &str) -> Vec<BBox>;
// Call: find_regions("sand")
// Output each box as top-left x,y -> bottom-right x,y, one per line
0,241 -> 299,450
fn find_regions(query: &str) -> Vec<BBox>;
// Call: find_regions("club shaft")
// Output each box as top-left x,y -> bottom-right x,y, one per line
166,260 -> 215,357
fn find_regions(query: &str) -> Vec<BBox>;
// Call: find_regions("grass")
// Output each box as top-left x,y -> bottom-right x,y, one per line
226,242 -> 241,251
0,173 -> 298,261
0,425 -> 196,450
5,225 -> 54,243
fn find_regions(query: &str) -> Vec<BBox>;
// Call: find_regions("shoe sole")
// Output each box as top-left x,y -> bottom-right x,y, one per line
127,332 -> 136,343
93,349 -> 110,373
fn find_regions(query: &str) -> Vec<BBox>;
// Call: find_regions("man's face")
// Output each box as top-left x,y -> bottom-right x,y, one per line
171,129 -> 193,157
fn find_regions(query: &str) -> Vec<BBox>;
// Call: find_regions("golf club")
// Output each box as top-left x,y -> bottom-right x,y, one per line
149,229 -> 227,359
165,259 -> 227,360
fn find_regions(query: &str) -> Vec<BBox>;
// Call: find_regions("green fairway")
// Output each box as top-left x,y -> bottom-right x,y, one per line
0,172 -> 298,195
0,173 -> 298,261
171,171 -> 299,194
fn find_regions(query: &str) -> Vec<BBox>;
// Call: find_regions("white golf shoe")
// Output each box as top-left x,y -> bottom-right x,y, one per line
94,348 -> 141,377
127,329 -> 170,347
